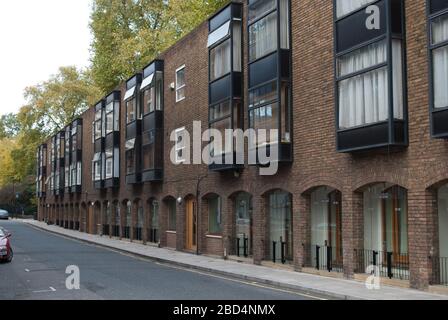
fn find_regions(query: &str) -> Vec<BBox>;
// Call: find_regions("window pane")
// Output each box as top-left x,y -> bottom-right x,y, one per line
95,120 -> 102,139
210,100 -> 231,121
143,144 -> 154,170
248,0 -> 276,24
155,72 -> 163,110
210,39 -> 231,81
143,86 -> 155,114
106,157 -> 113,179
249,12 -> 277,61
168,199 -> 177,231
249,81 -> 277,108
432,14 -> 448,45
339,66 -> 388,129
176,68 -> 185,88
281,82 -> 291,143
126,150 -> 135,174
106,111 -> 113,134
338,41 -> 387,77
126,99 -> 136,123
280,0 -> 290,49
336,0 -> 376,18
269,191 -> 292,261
210,117 -> 232,156
249,103 -> 279,145
433,45 -> 448,109
207,20 -> 230,47
208,196 -> 222,234
233,22 -> 242,72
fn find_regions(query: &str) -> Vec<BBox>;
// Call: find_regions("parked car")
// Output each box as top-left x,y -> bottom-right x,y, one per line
0,227 -> 13,263
0,210 -> 9,220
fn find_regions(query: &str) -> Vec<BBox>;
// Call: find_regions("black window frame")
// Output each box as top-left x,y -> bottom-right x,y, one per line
427,0 -> 448,138
333,0 -> 408,152
247,0 -> 293,164
141,60 -> 165,182
208,2 -> 244,172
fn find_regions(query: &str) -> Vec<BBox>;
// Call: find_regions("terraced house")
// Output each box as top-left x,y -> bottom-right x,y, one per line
35,0 -> 448,292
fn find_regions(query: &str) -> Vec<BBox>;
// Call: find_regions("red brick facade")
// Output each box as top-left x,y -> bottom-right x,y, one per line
36,0 -> 448,291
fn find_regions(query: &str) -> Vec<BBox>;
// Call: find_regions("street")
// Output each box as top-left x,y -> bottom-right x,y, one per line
0,221 -> 319,300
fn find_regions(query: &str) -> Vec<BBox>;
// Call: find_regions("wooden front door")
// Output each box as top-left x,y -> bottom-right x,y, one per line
382,186 -> 409,264
185,199 -> 197,251
88,206 -> 95,234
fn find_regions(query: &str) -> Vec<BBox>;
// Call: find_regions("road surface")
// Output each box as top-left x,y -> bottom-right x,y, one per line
0,220 -> 322,300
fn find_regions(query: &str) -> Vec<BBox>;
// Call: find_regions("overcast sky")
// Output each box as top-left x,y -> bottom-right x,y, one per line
0,0 -> 92,116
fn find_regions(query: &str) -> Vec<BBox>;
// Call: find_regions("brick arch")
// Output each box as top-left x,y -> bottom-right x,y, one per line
260,187 -> 293,198
353,174 -> 410,192
201,192 -> 221,200
227,190 -> 253,199
299,175 -> 344,195
424,167 -> 448,190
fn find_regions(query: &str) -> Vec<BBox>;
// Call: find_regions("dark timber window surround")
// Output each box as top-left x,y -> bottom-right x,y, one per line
52,131 -> 65,196
141,60 -> 164,182
428,0 -> 448,138
208,2 -> 244,171
334,0 -> 408,152
70,119 -> 83,193
36,144 -> 47,198
64,125 -> 71,193
104,91 -> 121,188
125,74 -> 142,184
247,0 -> 292,164
93,100 -> 105,189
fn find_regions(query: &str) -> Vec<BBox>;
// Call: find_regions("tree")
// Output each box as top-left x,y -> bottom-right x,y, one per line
90,0 -> 228,93
19,66 -> 101,136
0,113 -> 20,139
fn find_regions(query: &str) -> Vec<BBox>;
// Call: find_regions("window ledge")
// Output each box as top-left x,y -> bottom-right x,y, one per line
206,234 -> 223,239
166,230 -> 177,234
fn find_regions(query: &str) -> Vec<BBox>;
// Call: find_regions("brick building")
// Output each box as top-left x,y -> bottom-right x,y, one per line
35,0 -> 448,291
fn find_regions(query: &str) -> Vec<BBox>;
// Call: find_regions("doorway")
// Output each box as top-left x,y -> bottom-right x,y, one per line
185,199 -> 197,251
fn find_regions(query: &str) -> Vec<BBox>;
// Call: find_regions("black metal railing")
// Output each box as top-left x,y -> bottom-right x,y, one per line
69,221 -> 74,230
122,226 -> 130,239
354,249 -> 409,280
112,225 -> 120,237
303,244 -> 344,273
235,235 -> 250,257
56,220 -> 60,226
102,224 -> 110,236
430,256 -> 448,286
64,221 -> 68,229
272,238 -> 290,264
148,228 -> 159,243
74,222 -> 80,230
134,227 -> 142,241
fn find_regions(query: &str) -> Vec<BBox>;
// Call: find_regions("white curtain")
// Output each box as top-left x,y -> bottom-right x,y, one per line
311,187 -> 330,247
336,0 -> 376,18
280,0 -> 290,50
233,23 -> 242,72
339,41 -> 403,129
269,192 -> 291,260
433,16 -> 448,109
363,185 -> 383,252
438,185 -> 448,258
249,12 -> 277,61
211,39 -> 231,81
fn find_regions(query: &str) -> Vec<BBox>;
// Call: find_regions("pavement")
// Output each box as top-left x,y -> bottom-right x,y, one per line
0,220 -> 318,300
10,219 -> 448,300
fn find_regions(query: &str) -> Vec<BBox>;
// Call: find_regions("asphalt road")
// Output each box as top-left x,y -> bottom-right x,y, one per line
0,220 -> 321,300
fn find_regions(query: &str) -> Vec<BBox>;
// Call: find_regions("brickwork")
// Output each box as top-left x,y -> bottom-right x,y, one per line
36,0 -> 448,290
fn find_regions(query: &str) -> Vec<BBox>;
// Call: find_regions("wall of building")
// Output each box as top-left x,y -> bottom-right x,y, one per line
37,0 -> 448,290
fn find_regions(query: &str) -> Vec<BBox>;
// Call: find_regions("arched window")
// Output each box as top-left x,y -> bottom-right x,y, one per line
269,191 -> 292,263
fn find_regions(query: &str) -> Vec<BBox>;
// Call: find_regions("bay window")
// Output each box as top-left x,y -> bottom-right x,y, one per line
125,74 -> 142,184
93,152 -> 102,182
208,2 -> 244,171
429,1 -> 448,137
103,91 -> 121,188
105,149 -> 114,180
247,0 -> 292,164
334,0 -> 407,152
141,60 -> 164,182
269,191 -> 293,263
93,100 -> 105,189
